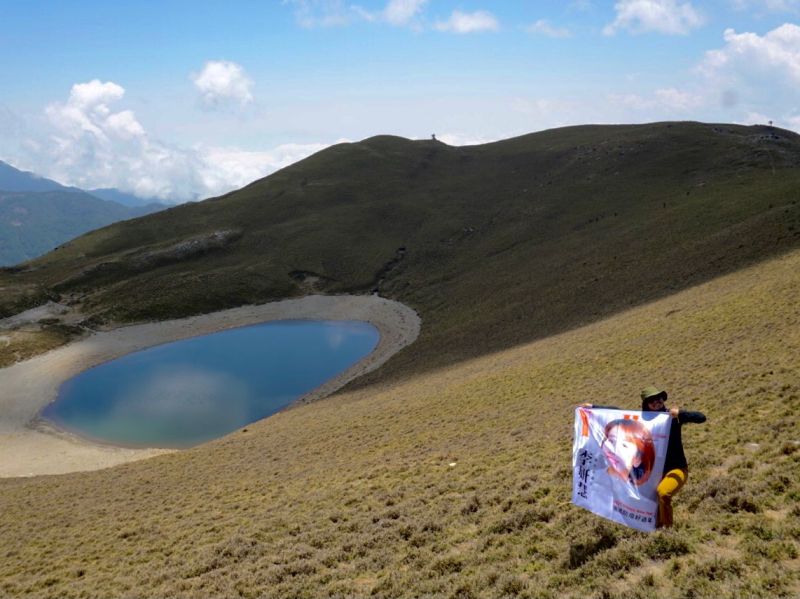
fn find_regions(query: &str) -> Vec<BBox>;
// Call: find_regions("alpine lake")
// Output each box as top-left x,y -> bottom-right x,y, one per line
41,320 -> 379,448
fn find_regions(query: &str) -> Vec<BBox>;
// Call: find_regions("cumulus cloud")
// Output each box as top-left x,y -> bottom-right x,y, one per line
525,19 -> 572,38
28,80 -> 338,202
435,10 -> 499,33
604,0 -> 704,35
699,24 -> 800,85
197,140 -> 348,196
695,24 -> 800,128
191,60 -> 254,108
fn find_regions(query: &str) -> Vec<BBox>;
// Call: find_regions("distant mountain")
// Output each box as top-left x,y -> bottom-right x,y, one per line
0,160 -> 167,208
0,160 -> 168,265
0,160 -> 77,193
0,190 -> 162,266
87,188 -> 166,209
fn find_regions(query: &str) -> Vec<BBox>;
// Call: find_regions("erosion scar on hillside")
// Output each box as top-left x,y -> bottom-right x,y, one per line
0,295 -> 420,478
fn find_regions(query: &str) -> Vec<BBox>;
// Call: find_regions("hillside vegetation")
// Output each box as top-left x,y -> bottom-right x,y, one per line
1,243 -> 798,599
1,122 -> 799,598
1,122 -> 799,381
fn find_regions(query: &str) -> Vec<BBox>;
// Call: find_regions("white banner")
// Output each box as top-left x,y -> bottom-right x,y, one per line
572,408 -> 672,532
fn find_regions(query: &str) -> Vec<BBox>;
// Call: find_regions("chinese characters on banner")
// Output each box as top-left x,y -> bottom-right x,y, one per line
572,407 -> 672,532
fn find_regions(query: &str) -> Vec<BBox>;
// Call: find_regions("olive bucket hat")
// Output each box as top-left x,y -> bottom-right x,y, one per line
641,386 -> 668,410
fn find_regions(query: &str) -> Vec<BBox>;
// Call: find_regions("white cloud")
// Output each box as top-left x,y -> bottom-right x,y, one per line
383,0 -> 427,25
525,19 -> 572,38
197,140 -> 349,194
436,132 -> 499,146
284,0 -> 351,27
351,0 -> 427,28
435,10 -> 499,34
29,80 -> 340,202
105,110 -> 146,140
699,24 -> 800,85
692,25 -> 800,130
604,0 -> 704,35
45,80 -> 143,144
191,60 -> 254,109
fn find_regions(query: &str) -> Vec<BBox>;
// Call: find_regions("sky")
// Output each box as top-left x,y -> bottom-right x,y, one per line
1,0 -> 798,202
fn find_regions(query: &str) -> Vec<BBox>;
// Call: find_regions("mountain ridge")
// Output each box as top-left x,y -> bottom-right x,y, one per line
0,160 -> 81,193
0,161 -> 168,266
1,121 -> 799,379
1,121 -> 799,597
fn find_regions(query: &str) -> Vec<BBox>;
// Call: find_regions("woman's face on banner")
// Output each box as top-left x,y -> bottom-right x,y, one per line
602,424 -> 642,478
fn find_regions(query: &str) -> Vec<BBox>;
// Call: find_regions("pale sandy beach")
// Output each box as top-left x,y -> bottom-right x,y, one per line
0,295 -> 420,478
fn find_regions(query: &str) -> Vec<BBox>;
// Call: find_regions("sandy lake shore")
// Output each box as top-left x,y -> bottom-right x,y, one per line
0,295 -> 420,478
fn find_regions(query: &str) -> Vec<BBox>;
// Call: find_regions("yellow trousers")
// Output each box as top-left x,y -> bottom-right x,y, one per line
656,468 -> 688,528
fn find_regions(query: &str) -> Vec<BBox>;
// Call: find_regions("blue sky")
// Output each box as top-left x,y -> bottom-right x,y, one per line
1,0 -> 798,201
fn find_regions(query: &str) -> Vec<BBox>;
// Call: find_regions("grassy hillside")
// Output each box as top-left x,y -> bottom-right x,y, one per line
1,122 -> 799,382
1,122 -> 799,597
1,244 -> 798,599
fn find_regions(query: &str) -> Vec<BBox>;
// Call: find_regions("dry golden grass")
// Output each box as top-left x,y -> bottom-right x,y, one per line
1,248 -> 799,598
0,326 -> 83,368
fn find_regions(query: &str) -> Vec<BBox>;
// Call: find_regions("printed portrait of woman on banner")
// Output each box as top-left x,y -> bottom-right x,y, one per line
572,408 -> 671,532
601,418 -> 656,486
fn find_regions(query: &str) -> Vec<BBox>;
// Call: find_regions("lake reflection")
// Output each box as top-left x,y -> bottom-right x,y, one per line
42,320 -> 379,448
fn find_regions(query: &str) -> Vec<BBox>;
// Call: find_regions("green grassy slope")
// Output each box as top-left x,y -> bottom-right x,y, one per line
1,245 -> 797,599
1,122 -> 799,382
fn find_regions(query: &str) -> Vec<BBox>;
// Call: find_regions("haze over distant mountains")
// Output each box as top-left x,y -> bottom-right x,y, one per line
0,160 -> 166,266
0,160 -> 81,193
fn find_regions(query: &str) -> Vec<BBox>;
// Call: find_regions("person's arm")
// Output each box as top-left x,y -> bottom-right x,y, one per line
579,403 -> 620,410
676,409 -> 706,424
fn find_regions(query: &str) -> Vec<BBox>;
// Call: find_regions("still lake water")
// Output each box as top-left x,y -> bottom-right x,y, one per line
41,320 -> 379,448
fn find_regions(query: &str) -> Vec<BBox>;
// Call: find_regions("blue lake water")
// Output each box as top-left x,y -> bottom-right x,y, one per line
41,320 -> 379,448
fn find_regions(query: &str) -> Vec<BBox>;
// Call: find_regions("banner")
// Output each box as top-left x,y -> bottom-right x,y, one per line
572,407 -> 672,532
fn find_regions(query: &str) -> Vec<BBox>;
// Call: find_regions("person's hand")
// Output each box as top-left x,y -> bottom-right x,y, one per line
579,403 -> 593,409
669,407 -> 680,419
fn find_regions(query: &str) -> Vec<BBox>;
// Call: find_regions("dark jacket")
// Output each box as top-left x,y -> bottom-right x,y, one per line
662,410 -> 706,472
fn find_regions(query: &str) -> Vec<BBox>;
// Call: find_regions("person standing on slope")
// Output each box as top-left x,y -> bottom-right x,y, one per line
639,386 -> 706,528
580,386 -> 706,528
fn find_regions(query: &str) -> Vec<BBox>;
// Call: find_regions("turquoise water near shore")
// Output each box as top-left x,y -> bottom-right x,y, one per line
41,320 -> 379,448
